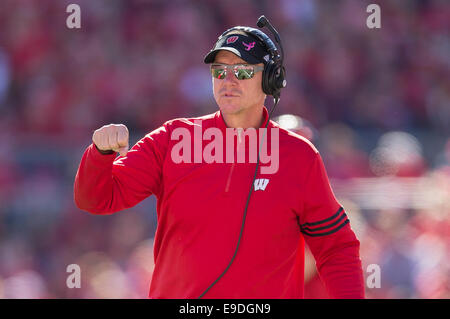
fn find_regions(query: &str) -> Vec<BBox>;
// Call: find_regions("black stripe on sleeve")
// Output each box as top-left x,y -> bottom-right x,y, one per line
300,207 -> 344,227
301,219 -> 350,237
301,212 -> 348,233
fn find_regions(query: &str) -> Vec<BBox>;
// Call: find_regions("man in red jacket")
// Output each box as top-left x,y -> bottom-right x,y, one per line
74,23 -> 365,299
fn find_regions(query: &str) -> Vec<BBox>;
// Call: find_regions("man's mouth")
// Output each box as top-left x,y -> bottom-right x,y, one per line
223,93 -> 239,97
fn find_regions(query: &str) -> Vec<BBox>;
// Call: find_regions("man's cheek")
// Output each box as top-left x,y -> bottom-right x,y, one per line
212,78 -> 219,93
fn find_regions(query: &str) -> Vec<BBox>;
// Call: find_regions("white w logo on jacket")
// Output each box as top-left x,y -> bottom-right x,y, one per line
254,179 -> 269,191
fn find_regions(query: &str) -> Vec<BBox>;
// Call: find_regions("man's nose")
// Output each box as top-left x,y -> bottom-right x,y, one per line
224,68 -> 238,84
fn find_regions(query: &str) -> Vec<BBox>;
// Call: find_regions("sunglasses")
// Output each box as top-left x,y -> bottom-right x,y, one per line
211,63 -> 264,80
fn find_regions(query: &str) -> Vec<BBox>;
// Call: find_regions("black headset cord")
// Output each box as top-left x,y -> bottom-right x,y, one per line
197,98 -> 279,299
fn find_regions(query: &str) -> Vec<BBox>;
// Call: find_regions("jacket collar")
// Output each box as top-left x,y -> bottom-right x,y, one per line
214,106 -> 270,133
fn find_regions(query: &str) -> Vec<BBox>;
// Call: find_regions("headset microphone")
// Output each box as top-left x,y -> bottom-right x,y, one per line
257,15 -> 284,63
256,15 -> 268,28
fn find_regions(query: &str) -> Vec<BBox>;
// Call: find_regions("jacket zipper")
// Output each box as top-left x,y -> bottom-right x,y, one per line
224,128 -> 243,193
224,162 -> 235,192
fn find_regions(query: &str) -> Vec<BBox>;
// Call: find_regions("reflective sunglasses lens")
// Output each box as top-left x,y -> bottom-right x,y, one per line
211,67 -> 226,79
235,67 -> 254,80
211,65 -> 255,80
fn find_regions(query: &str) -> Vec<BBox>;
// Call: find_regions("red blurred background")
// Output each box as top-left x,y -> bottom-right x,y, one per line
0,0 -> 448,298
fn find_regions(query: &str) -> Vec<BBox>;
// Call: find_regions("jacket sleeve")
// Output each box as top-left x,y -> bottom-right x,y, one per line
74,124 -> 169,214
297,151 -> 365,298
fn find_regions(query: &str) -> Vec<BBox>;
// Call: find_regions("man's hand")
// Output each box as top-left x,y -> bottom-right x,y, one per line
93,124 -> 129,157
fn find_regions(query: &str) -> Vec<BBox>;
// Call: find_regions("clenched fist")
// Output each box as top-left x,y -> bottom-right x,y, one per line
93,124 -> 129,157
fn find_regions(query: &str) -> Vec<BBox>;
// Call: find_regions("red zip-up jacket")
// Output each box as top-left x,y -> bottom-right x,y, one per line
74,106 -> 365,298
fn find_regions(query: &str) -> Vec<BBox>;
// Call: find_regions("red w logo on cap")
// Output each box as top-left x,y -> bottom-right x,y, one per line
226,36 -> 238,44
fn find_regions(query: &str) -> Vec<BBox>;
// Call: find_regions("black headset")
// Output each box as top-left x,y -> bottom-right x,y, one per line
214,17 -> 287,102
198,15 -> 286,299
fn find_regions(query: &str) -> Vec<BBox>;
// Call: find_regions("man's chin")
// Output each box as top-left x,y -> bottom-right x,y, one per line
218,104 -> 243,115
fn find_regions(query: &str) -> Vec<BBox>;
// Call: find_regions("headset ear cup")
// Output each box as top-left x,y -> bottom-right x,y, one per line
276,66 -> 286,89
262,63 -> 269,95
270,62 -> 280,95
263,61 -> 275,96
270,64 -> 280,92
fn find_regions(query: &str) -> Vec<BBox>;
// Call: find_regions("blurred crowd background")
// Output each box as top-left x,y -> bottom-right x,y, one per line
0,0 -> 449,298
